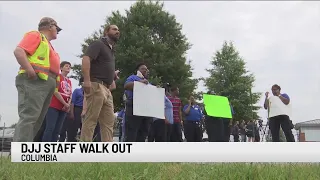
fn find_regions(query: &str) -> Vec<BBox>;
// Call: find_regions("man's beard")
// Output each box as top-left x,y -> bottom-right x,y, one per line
109,34 -> 119,42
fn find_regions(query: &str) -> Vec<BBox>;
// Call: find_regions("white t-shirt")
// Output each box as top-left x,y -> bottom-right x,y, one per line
268,96 -> 292,118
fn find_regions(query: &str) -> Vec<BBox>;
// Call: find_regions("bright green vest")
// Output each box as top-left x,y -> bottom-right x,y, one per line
18,31 -> 50,80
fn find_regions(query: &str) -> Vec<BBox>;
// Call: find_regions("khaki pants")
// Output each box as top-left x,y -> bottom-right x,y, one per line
80,82 -> 115,142
14,73 -> 56,142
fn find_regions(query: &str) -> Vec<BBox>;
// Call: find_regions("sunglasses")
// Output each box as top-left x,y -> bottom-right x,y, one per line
52,24 -> 62,33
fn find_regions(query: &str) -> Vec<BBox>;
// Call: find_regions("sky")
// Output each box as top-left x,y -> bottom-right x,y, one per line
0,1 -> 320,127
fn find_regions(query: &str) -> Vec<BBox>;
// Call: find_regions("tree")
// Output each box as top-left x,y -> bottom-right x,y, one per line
70,64 -> 82,86
72,0 -> 198,111
204,41 -> 261,122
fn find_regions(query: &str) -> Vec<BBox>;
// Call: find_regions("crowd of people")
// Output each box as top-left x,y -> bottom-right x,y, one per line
231,120 -> 259,142
12,17 -> 295,143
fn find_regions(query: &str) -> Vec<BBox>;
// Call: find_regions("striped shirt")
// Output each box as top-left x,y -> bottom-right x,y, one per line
167,95 -> 182,123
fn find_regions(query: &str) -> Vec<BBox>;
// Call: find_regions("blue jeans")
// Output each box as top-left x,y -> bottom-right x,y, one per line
42,107 -> 67,142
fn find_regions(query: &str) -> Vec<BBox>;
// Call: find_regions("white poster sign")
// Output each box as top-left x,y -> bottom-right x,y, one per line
268,96 -> 292,118
133,81 -> 165,119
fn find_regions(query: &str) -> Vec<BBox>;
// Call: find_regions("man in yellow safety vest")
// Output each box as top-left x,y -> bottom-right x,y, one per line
13,17 -> 62,142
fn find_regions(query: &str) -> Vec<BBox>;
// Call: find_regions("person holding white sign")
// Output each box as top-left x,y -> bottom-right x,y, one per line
148,91 -> 173,142
124,63 -> 152,142
264,84 -> 294,142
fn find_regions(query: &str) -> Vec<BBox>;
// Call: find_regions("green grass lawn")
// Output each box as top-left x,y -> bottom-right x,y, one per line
1,158 -> 320,180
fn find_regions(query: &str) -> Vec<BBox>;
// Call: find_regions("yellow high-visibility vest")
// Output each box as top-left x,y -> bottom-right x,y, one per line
18,31 -> 50,80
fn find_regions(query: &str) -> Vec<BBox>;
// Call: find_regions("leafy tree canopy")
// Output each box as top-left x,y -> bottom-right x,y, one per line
204,41 -> 262,122
71,0 -> 198,111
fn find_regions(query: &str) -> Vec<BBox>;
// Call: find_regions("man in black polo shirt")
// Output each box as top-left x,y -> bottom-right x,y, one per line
80,24 -> 120,142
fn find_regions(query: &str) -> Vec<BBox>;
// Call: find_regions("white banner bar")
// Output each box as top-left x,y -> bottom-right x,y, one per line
11,142 -> 320,162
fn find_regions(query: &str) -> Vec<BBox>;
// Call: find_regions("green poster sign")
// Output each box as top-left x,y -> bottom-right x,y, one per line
203,94 -> 232,118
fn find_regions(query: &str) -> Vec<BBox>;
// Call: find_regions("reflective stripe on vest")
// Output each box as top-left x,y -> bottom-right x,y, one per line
18,31 -> 51,80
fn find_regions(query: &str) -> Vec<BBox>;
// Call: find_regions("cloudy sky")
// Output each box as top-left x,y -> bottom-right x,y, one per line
0,1 -> 319,127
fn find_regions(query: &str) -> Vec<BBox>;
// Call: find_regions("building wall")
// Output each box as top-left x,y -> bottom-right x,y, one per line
299,127 -> 320,142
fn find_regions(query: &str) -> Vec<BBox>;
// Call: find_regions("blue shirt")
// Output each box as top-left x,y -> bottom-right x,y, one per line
153,96 -> 174,124
183,104 -> 203,121
71,88 -> 84,107
124,75 -> 146,100
118,109 -> 125,118
281,93 -> 290,101
230,105 -> 235,115
165,96 -> 174,124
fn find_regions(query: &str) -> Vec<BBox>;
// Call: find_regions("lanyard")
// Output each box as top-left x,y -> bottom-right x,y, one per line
62,76 -> 69,91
